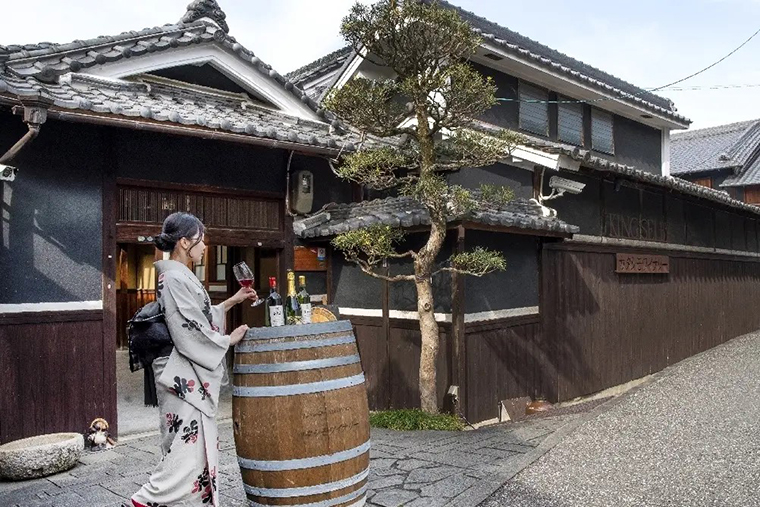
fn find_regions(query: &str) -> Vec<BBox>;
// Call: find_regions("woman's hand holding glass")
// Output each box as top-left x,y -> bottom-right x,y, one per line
233,262 -> 264,307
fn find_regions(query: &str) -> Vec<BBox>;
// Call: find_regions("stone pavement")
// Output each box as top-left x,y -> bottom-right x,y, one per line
484,330 -> 760,507
0,410 -> 586,507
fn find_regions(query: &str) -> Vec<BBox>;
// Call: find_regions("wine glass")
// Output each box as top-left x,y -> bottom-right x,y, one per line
233,262 -> 264,307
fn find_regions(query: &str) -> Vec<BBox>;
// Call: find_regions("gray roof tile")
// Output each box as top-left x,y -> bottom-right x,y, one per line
507,129 -> 760,216
0,72 -> 365,152
671,119 -> 760,175
286,46 -> 353,87
293,195 -> 580,238
722,156 -> 760,187
289,1 -> 689,125
0,13 -> 344,127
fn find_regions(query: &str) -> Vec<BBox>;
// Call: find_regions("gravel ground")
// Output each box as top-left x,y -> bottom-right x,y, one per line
484,331 -> 760,507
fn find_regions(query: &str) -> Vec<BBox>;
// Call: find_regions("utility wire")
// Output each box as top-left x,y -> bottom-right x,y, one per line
495,26 -> 760,105
649,26 -> 760,93
653,83 -> 760,92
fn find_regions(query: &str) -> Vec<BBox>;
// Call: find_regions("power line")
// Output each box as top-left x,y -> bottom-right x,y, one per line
495,26 -> 760,106
649,27 -> 760,92
653,83 -> 760,92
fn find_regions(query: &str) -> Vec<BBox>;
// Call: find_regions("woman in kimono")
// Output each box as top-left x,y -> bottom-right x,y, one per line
131,212 -> 256,507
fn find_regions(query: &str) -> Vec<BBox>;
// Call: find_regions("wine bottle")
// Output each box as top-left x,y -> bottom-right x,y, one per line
265,277 -> 284,327
285,270 -> 300,325
297,275 -> 312,324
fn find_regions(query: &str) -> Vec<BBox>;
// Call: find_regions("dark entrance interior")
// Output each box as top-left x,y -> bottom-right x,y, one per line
115,243 -> 281,435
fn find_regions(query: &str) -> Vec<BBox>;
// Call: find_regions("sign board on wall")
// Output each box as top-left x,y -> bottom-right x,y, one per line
294,246 -> 327,271
604,213 -> 668,243
615,253 -> 670,274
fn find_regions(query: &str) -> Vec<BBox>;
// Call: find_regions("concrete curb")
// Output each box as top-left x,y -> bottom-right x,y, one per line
446,373 -> 665,507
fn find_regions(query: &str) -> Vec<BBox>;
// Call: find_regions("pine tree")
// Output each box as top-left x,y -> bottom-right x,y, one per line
326,0 -> 522,413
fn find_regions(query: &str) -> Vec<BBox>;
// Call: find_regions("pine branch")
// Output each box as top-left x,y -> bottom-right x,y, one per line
353,258 -> 416,283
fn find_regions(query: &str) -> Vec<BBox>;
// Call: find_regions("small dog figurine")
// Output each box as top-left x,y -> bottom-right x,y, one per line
86,418 -> 116,451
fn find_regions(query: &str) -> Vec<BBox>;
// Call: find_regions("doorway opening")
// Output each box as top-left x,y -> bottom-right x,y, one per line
115,243 -> 281,436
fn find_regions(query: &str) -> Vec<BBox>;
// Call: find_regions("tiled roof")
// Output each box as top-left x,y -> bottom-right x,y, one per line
286,46 -> 353,88
0,2 -> 369,152
436,1 -> 688,126
0,5 -> 342,127
722,157 -> 760,187
293,195 -> 580,239
290,1 -> 689,126
671,119 -> 760,175
0,72 -> 362,152
511,131 -> 760,216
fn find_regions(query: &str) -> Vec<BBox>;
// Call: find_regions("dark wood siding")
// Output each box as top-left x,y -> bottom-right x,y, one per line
0,313 -> 114,444
118,186 -> 281,231
336,238 -> 760,424
351,316 -> 450,411
541,242 -> 760,401
464,315 -> 546,423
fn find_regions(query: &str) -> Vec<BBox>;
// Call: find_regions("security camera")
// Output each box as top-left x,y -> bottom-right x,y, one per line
549,176 -> 586,195
0,165 -> 17,182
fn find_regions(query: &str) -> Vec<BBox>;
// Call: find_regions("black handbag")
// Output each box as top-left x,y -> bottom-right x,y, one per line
127,301 -> 173,406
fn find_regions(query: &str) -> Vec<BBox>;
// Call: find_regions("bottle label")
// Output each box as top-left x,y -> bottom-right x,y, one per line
300,303 -> 312,324
269,305 -> 285,327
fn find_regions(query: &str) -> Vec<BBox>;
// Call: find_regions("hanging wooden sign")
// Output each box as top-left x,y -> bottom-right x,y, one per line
615,253 -> 669,274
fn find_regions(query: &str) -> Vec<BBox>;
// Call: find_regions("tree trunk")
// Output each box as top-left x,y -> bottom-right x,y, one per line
414,217 -> 446,414
416,276 -> 439,413
414,102 -> 444,413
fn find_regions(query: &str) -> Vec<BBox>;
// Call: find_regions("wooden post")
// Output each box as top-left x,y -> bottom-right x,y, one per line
101,131 -> 118,437
381,261 -> 390,409
450,226 -> 466,416
326,245 -> 333,304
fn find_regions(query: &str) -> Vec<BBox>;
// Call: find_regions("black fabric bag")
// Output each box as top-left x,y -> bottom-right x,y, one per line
127,301 -> 173,407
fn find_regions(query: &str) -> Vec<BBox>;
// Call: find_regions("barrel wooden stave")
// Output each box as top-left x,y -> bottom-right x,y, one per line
233,320 -> 370,507
234,362 -> 363,388
233,385 -> 369,466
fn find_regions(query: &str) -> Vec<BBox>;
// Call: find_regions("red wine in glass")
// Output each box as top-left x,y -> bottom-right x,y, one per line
233,262 -> 263,307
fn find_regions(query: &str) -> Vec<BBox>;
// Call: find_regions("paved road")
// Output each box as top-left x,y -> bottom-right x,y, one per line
0,410 -> 582,506
485,331 -> 760,507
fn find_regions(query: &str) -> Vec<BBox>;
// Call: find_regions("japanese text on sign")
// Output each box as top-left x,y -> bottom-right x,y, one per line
615,253 -> 670,274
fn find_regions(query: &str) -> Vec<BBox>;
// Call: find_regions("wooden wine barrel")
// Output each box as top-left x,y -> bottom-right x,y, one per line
233,320 -> 370,507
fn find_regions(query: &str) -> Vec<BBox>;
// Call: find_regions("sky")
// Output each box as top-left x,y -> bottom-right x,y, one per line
2,0 -> 760,130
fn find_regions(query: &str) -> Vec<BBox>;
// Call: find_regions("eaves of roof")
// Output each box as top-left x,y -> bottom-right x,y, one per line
289,0 -> 690,125
515,133 -> 760,216
293,195 -> 579,239
286,46 -> 354,88
0,20 -> 343,128
0,72 -> 365,156
672,119 -> 760,177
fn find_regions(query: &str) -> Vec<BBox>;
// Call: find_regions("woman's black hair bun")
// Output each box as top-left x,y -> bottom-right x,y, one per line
154,232 -> 175,252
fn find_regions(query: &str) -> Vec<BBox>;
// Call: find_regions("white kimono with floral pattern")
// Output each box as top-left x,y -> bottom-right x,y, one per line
132,260 -> 230,507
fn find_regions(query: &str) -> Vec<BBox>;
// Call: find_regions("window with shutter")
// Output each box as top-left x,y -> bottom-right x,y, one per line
591,109 -> 615,154
558,97 -> 584,146
519,82 -> 549,137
